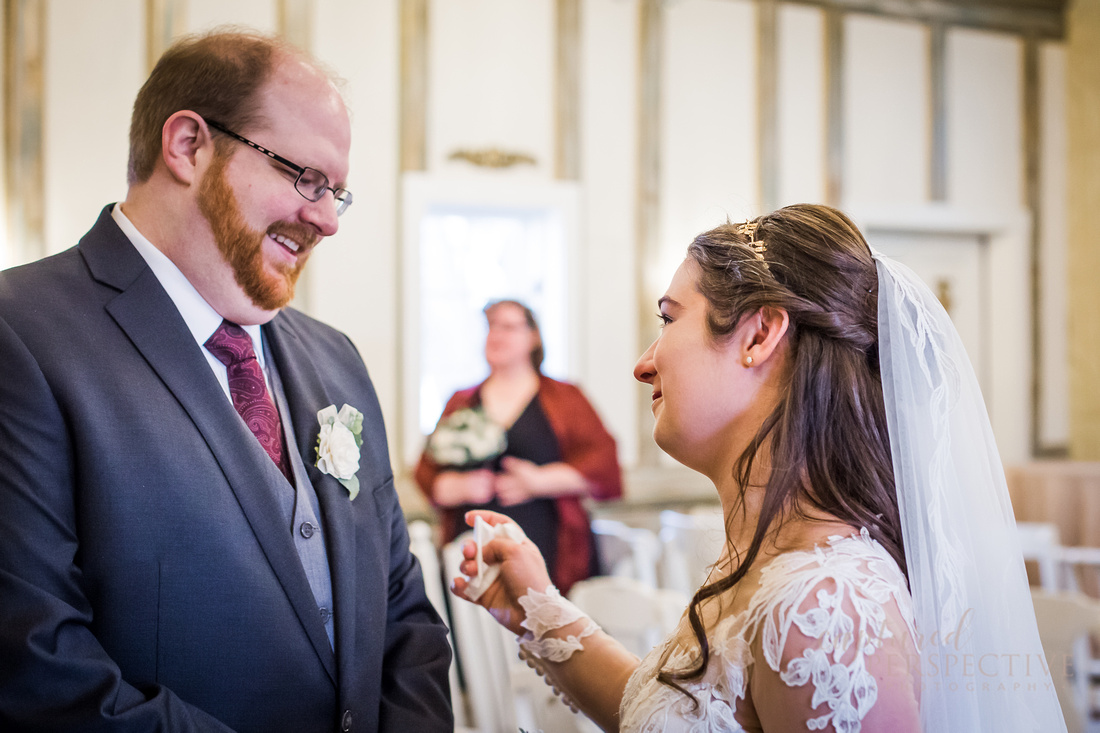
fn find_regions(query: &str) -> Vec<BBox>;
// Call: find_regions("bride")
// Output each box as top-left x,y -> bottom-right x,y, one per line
451,204 -> 1065,732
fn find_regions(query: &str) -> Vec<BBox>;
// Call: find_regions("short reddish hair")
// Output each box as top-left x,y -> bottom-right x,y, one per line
127,29 -> 292,185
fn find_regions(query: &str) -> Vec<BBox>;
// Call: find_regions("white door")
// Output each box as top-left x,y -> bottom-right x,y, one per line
868,231 -> 988,392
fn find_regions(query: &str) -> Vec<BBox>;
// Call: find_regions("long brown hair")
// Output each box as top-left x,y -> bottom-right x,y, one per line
656,204 -> 906,699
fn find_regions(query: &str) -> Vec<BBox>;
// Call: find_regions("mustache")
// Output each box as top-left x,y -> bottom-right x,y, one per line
267,222 -> 321,251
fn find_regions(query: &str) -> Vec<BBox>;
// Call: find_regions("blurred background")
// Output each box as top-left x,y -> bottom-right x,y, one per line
1,0 -> 1097,515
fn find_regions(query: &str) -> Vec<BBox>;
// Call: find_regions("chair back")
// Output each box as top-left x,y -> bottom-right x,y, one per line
1031,590 -> 1100,733
441,537 -> 520,733
658,509 -> 727,597
1017,521 -> 1062,591
568,575 -> 687,659
591,518 -> 661,588
407,521 -> 468,728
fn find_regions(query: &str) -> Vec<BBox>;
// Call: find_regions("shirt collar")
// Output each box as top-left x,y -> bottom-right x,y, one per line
111,203 -> 265,366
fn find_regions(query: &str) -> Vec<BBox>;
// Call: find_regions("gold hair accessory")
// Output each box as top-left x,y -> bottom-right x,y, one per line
736,220 -> 768,268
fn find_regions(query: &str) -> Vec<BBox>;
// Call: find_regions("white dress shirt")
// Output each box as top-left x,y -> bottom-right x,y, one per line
111,203 -> 268,400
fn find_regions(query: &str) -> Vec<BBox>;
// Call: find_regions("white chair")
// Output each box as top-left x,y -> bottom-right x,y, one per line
1058,545 -> 1100,597
441,536 -> 589,733
568,575 -> 687,659
1018,522 -> 1100,729
1032,591 -> 1100,733
658,509 -> 727,598
1017,521 -> 1063,591
1056,543 -> 1100,720
407,521 -> 470,729
590,518 -> 661,588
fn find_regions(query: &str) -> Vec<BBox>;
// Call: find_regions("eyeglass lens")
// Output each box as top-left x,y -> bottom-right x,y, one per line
296,168 -> 352,215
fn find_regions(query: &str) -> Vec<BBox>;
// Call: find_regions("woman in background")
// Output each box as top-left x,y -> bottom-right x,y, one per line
415,299 -> 622,594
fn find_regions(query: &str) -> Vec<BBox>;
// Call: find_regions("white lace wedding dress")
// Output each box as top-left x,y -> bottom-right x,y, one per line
619,530 -> 918,733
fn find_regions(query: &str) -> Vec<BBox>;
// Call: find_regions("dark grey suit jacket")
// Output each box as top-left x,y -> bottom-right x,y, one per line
0,206 -> 452,732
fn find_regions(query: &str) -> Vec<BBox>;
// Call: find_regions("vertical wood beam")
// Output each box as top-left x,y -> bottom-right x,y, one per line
146,0 -> 187,73
758,0 -> 779,213
555,0 -> 581,181
400,0 -> 429,173
823,7 -> 844,207
3,0 -> 45,267
928,21 -> 948,201
1022,36 -> 1062,456
1066,0 -> 1100,458
396,0 -> 430,466
277,0 -> 316,310
636,0 -> 663,467
278,0 -> 315,53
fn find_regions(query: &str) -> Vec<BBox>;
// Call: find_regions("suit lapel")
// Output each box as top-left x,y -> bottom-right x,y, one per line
265,317 -> 359,689
83,212 -> 337,682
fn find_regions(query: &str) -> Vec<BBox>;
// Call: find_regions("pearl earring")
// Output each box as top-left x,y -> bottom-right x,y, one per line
744,356 -> 753,366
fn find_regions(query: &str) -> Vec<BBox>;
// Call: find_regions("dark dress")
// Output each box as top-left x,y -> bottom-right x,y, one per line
416,374 -> 622,592
456,397 -> 561,572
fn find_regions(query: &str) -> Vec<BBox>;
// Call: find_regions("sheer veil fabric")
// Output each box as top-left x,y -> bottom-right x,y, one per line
874,252 -> 1066,731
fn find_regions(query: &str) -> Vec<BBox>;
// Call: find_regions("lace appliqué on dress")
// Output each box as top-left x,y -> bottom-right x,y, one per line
619,531 -> 915,733
514,585 -> 601,712
762,529 -> 914,733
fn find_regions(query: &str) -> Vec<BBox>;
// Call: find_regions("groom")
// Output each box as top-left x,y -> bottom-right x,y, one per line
0,31 -> 451,732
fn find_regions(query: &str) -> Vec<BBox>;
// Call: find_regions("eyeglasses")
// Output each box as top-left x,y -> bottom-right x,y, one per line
205,119 -> 353,216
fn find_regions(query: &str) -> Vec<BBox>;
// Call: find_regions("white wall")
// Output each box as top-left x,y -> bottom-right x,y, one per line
188,0 -> 276,33
945,28 -> 1030,459
429,0 -> 555,176
842,15 -> 929,205
776,3 -> 826,207
580,0 -> 641,467
661,0 -> 758,258
44,0 -> 142,253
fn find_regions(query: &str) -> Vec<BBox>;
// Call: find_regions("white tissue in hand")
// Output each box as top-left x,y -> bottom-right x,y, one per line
464,516 -> 527,601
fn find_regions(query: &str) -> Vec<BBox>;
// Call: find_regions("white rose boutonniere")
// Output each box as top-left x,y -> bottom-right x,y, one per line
315,403 -> 364,500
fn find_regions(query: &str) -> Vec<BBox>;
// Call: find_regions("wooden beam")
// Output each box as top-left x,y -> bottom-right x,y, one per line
277,0 -> 316,311
636,0 -> 663,467
277,0 -> 314,53
145,0 -> 187,73
555,0 -> 581,181
399,0 -> 429,173
783,0 -> 1064,40
929,20 -> 947,201
4,0 -> 45,267
758,0 -> 779,212
1023,37 -> 1066,456
824,7 -> 844,207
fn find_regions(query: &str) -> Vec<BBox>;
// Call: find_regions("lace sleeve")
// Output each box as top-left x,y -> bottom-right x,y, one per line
748,534 -> 921,733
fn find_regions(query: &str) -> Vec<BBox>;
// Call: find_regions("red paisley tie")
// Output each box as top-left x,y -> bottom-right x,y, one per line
205,320 -> 292,482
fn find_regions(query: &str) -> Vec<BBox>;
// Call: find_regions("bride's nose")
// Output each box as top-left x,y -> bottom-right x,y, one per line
634,339 -> 657,384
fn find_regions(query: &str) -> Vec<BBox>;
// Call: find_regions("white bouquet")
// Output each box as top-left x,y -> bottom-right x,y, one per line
426,407 -> 507,469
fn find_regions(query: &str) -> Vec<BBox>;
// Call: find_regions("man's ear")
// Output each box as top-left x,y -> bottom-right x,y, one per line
161,111 -> 211,185
740,306 -> 790,367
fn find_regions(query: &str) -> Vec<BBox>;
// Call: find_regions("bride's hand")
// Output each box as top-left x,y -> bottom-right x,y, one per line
450,510 -> 554,636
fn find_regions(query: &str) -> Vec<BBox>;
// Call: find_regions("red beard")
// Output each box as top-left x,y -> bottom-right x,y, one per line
197,153 -> 319,311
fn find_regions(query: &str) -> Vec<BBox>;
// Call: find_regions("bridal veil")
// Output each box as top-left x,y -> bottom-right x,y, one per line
874,252 -> 1066,731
